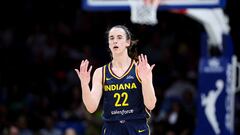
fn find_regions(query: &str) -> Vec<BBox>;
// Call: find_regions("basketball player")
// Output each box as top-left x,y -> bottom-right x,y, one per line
75,25 -> 157,135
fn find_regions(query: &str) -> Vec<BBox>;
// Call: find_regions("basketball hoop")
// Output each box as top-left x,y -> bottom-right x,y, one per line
129,0 -> 160,25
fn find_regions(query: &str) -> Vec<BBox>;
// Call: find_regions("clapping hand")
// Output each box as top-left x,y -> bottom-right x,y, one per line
75,59 -> 92,85
137,54 -> 155,82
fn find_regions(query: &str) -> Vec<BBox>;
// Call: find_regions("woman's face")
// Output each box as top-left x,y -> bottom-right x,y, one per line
108,27 -> 130,55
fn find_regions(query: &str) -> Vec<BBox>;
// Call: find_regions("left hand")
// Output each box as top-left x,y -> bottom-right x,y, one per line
137,54 -> 155,82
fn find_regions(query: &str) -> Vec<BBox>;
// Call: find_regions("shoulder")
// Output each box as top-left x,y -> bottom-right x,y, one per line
92,66 -> 106,84
93,62 -> 110,77
93,65 -> 107,76
93,67 -> 103,75
92,67 -> 103,84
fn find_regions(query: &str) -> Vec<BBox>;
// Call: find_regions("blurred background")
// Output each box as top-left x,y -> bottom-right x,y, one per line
0,0 -> 239,135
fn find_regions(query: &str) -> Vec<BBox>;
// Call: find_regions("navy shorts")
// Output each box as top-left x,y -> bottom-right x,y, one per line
101,119 -> 150,135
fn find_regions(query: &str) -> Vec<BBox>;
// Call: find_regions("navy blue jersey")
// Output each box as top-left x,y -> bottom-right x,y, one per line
102,60 -> 150,121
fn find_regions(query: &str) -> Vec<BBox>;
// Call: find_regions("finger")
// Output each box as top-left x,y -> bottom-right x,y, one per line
88,65 -> 92,73
141,54 -> 145,64
74,69 -> 80,77
144,55 -> 148,65
150,64 -> 155,71
139,54 -> 142,65
80,60 -> 86,72
75,69 -> 79,74
84,59 -> 89,72
142,54 -> 146,65
138,55 -> 142,63
81,59 -> 86,67
140,54 -> 144,63
80,60 -> 84,70
81,60 -> 84,65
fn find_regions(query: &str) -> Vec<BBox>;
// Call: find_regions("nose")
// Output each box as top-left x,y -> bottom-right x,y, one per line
113,38 -> 118,42
113,39 -> 118,44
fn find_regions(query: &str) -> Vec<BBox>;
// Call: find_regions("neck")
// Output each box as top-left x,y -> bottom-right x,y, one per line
112,56 -> 132,69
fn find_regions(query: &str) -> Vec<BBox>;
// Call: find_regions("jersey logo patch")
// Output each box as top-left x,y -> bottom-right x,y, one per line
106,77 -> 112,81
138,129 -> 145,133
126,75 -> 134,79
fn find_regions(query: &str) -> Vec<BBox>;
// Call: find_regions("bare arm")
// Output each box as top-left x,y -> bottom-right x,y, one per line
75,60 -> 103,113
137,54 -> 157,111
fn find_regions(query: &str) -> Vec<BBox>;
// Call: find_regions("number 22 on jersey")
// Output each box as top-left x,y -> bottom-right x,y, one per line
114,92 -> 129,107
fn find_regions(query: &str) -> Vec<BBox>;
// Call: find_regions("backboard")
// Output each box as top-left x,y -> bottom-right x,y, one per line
83,0 -> 227,11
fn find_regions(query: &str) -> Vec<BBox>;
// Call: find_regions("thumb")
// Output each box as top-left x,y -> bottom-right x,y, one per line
150,64 -> 155,71
75,69 -> 80,75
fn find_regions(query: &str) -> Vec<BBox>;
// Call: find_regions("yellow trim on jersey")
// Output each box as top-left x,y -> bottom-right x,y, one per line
108,61 -> 134,80
102,65 -> 106,85
135,64 -> 142,83
145,108 -> 151,119
146,118 -> 151,135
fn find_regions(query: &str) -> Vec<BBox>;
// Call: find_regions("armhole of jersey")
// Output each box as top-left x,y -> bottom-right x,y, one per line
145,108 -> 151,120
102,65 -> 106,85
135,64 -> 142,83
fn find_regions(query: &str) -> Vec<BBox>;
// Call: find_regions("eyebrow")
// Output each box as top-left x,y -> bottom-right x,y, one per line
109,35 -> 123,38
117,35 -> 123,38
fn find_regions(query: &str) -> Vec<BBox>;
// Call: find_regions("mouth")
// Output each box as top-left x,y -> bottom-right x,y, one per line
113,46 -> 119,49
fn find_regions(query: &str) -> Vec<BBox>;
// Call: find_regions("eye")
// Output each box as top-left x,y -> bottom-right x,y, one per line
117,35 -> 123,40
109,36 -> 114,40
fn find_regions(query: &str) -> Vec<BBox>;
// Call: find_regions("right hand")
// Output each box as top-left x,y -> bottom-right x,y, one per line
75,59 -> 92,85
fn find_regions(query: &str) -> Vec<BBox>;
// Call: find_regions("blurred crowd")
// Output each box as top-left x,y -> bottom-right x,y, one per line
0,0 -> 239,135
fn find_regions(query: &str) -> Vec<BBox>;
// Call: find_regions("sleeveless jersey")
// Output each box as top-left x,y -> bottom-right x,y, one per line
102,60 -> 150,121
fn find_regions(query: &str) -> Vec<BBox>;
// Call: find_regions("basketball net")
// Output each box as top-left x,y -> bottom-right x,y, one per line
129,0 -> 160,25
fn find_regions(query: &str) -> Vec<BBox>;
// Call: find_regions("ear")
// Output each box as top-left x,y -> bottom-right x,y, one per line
126,39 -> 131,47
